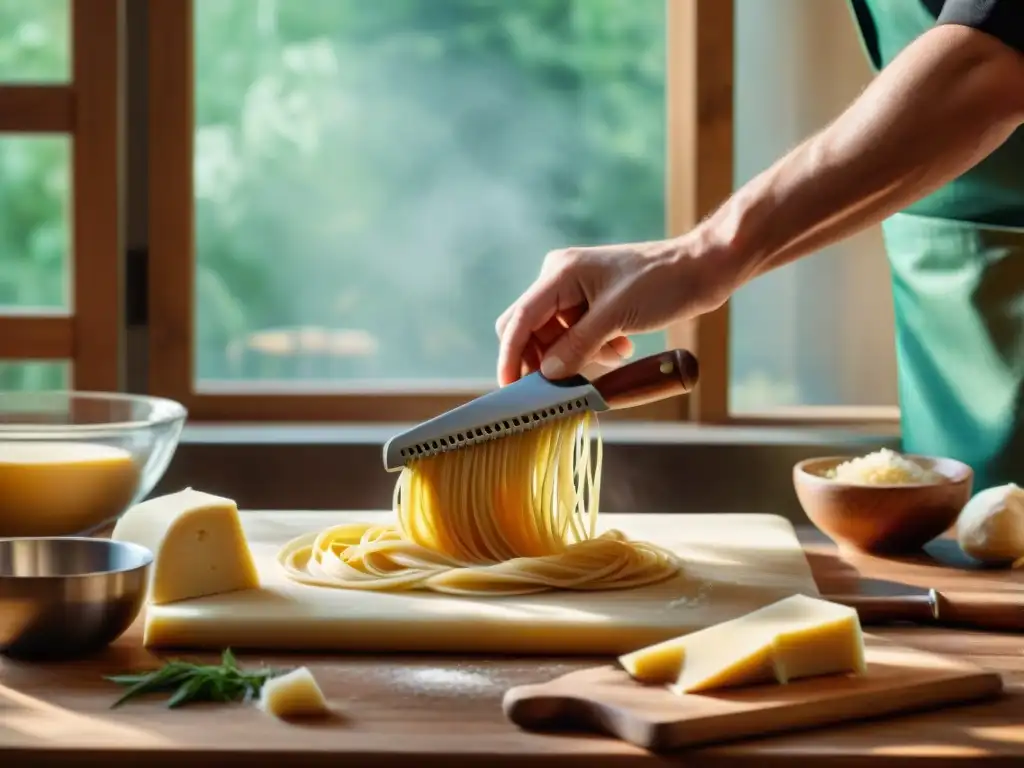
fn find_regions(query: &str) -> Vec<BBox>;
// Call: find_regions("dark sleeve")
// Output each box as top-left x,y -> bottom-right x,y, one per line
937,0 -> 1024,55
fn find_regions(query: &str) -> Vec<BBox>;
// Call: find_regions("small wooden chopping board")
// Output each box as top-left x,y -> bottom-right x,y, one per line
502,634 -> 1004,751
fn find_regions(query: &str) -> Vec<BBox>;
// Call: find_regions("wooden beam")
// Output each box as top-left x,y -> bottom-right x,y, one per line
0,86 -> 74,132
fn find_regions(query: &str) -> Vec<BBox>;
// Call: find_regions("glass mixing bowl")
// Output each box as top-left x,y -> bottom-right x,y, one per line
0,391 -> 186,537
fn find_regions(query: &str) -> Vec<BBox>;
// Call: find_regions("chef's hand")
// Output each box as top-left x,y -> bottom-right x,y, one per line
495,235 -> 737,386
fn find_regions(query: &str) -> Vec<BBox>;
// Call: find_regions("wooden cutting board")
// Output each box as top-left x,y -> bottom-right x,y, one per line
502,635 -> 1004,751
144,511 -> 821,655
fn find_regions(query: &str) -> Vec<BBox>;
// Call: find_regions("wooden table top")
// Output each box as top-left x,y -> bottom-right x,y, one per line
2,526 -> 1023,767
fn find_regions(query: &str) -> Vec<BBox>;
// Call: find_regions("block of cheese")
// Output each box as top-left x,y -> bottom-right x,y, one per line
259,667 -> 331,719
619,594 -> 866,694
111,487 -> 259,605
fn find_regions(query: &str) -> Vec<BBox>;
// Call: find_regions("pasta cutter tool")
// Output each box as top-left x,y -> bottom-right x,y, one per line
383,349 -> 699,471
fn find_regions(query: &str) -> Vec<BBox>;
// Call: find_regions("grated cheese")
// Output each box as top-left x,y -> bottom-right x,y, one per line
825,448 -> 941,485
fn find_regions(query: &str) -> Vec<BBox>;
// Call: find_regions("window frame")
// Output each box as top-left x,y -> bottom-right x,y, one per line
146,0 -> 898,428
0,0 -> 123,391
146,0 -> 728,424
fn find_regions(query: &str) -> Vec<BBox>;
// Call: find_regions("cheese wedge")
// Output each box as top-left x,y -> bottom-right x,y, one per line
769,597 -> 868,685
619,594 -> 866,694
259,667 -> 331,719
111,487 -> 259,605
619,632 -> 696,684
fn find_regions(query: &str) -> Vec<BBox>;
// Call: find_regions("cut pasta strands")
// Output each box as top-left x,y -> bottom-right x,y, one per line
277,413 -> 681,596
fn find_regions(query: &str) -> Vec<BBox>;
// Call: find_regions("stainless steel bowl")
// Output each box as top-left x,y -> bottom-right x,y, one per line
0,537 -> 153,660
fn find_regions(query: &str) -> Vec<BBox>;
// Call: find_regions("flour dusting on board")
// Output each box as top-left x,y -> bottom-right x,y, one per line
668,579 -> 715,609
387,666 -> 496,697
402,668 -> 491,691
387,663 -> 578,697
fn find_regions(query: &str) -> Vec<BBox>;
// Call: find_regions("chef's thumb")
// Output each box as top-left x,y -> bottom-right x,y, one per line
539,304 -> 618,381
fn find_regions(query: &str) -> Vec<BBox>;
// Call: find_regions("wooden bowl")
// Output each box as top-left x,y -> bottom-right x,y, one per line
793,455 -> 974,555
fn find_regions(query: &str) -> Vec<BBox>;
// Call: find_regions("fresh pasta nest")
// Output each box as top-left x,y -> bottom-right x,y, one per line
277,413 -> 681,596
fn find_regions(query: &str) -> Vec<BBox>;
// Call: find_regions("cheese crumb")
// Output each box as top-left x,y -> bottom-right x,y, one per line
259,667 -> 331,719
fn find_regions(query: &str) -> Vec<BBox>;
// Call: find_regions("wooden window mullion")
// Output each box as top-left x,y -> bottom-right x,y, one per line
665,0 -> 734,424
0,316 -> 75,359
71,0 -> 123,391
0,86 -> 74,131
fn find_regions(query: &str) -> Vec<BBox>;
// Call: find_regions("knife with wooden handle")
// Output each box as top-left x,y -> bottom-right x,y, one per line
383,349 -> 699,471
826,590 -> 940,626
931,591 -> 1024,632
826,580 -> 1024,631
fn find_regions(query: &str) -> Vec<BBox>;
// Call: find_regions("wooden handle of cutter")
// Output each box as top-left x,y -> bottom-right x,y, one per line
591,349 -> 699,410
827,594 -> 939,626
934,591 -> 1024,632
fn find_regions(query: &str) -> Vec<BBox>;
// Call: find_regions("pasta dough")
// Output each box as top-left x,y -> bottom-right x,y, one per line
277,414 -> 680,596
956,483 -> 1024,566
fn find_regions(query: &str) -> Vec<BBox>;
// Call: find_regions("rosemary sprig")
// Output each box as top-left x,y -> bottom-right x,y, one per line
106,648 -> 288,709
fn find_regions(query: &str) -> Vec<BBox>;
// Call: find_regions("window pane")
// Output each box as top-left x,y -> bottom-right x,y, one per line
728,1 -> 897,411
193,0 -> 666,388
0,136 -> 71,310
0,360 -> 69,391
0,0 -> 69,83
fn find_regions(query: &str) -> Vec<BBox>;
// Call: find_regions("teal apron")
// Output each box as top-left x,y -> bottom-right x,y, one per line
849,1 -> 1024,489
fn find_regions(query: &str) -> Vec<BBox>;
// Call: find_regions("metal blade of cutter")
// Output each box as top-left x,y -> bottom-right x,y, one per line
382,372 -> 609,471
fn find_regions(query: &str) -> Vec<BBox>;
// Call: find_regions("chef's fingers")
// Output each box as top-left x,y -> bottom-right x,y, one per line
539,298 -> 623,380
496,274 -> 578,386
516,311 -> 633,379
550,307 -> 634,362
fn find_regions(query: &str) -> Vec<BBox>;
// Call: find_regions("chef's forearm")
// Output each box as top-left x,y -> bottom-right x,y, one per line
700,24 -> 1024,284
